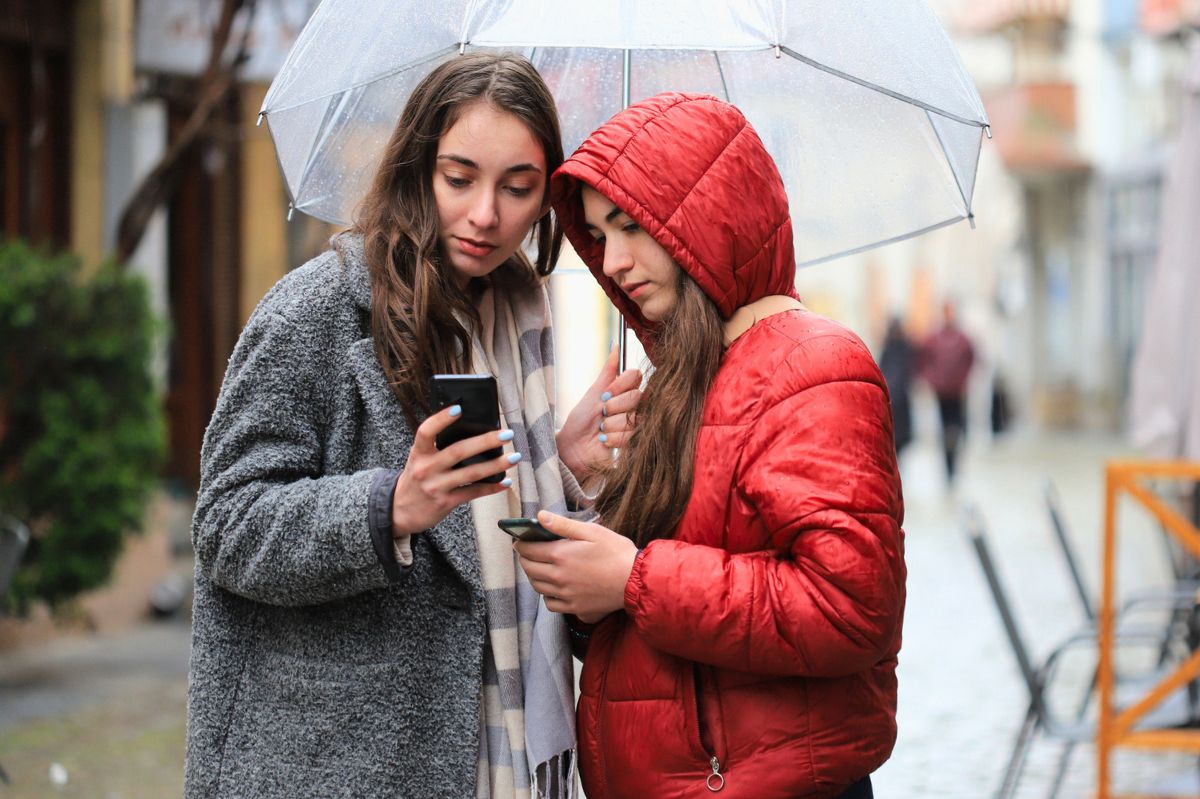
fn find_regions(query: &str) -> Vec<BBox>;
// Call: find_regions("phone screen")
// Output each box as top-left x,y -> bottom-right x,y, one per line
498,518 -> 564,542
429,374 -> 503,483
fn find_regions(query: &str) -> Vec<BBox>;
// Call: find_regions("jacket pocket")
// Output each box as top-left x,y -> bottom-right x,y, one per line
215,651 -> 413,796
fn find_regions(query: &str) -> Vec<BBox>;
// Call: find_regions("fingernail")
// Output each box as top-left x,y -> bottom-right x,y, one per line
598,433 -> 608,443
600,391 -> 612,402
507,452 -> 523,464
498,430 -> 515,442
448,404 -> 462,417
500,477 -> 512,487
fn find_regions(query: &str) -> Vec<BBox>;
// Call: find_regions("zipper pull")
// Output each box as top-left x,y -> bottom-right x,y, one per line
706,756 -> 725,792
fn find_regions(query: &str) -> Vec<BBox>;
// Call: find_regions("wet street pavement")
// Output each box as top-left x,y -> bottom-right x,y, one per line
1,427 -> 1197,797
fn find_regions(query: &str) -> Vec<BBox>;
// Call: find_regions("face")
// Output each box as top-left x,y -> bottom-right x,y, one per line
581,186 -> 681,322
433,102 -> 548,287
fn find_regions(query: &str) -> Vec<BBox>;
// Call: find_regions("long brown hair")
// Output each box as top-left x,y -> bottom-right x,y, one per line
595,273 -> 725,546
350,53 -> 563,426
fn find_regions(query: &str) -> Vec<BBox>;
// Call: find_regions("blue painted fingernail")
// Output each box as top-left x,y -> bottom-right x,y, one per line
507,452 -> 523,464
498,430 -> 515,442
598,433 -> 609,443
500,477 -> 513,487
448,404 -> 462,417
601,391 -> 612,401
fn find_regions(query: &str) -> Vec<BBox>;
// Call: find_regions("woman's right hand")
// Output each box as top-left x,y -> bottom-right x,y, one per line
391,405 -> 519,538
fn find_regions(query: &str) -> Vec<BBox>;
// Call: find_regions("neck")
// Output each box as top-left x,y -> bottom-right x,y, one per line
722,295 -> 804,345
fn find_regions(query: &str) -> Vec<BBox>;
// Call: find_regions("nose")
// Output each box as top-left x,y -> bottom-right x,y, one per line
467,187 -> 499,230
601,238 -> 634,279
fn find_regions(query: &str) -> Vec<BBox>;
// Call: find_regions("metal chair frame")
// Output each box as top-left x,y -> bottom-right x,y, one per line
966,505 -> 1193,799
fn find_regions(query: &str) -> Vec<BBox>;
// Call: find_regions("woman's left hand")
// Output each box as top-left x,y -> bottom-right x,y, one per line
557,346 -> 642,484
514,511 -> 639,624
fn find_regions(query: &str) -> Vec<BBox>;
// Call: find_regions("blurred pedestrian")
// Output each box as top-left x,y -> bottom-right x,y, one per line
878,316 -> 916,456
991,370 -> 1013,436
516,93 -> 905,799
185,54 -> 639,799
918,301 -> 975,483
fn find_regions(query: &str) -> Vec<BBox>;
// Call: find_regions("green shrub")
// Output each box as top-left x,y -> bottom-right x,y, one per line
0,239 -> 166,611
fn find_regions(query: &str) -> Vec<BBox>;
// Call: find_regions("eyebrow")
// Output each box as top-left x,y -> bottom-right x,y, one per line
585,206 -> 627,229
436,154 -> 543,174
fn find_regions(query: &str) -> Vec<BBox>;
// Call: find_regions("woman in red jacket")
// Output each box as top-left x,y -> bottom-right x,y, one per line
515,93 -> 906,799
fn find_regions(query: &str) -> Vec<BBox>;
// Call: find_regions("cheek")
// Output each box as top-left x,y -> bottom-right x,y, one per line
431,185 -> 455,230
504,198 -> 543,236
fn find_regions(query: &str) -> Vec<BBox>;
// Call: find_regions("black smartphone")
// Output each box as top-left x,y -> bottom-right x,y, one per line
498,517 -> 564,542
429,374 -> 504,483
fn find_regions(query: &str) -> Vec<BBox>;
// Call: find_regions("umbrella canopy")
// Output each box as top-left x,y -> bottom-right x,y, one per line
261,0 -> 989,268
1129,37 -> 1200,461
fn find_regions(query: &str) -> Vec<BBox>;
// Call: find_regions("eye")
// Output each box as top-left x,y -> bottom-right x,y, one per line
443,174 -> 470,189
622,221 -> 640,234
589,232 -> 606,246
505,185 -> 534,198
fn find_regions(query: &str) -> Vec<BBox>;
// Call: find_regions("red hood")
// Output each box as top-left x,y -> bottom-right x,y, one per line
551,93 -> 797,346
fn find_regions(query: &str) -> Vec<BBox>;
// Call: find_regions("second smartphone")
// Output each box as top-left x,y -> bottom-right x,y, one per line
497,517 -> 564,542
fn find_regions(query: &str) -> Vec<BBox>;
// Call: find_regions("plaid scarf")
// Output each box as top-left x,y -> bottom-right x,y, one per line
467,276 -> 578,799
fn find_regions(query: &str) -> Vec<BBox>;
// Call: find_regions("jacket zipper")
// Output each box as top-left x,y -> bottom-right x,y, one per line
692,664 -> 725,792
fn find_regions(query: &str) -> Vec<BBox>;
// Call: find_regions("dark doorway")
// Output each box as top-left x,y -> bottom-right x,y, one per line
160,80 -> 243,486
0,3 -> 72,248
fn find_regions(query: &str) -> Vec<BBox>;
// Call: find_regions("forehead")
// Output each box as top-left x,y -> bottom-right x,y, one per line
437,102 -> 545,166
581,185 -> 625,223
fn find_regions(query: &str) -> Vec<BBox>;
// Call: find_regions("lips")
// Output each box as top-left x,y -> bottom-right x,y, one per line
622,281 -> 649,299
456,237 -> 497,257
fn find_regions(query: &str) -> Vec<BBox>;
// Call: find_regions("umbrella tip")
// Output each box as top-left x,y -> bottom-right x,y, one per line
459,42 -> 466,55
257,112 -> 265,127
774,44 -> 781,59
984,124 -> 993,140
287,204 -> 295,222
968,212 -> 976,230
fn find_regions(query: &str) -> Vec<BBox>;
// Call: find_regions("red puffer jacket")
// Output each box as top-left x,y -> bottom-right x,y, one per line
551,94 -> 906,799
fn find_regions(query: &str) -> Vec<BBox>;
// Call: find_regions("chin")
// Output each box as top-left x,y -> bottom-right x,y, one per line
450,256 -> 503,283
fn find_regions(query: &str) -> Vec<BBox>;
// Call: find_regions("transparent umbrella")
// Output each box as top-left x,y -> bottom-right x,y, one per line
261,0 -> 989,270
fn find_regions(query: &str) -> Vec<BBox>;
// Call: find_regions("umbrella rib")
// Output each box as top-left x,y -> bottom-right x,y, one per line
262,45 -> 459,117
778,46 -> 987,129
258,114 -> 303,220
713,51 -> 731,102
925,109 -> 971,217
797,215 -> 969,269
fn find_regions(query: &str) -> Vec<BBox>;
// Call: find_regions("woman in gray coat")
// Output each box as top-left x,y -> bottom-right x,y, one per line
185,54 -> 639,799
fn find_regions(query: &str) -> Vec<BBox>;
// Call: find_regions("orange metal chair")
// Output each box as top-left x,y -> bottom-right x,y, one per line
1098,461 -> 1200,799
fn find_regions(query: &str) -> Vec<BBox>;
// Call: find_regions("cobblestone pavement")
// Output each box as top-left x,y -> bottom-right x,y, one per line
1,429 -> 1198,798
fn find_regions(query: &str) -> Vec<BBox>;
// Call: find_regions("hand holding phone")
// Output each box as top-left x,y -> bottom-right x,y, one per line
498,517 -> 564,542
429,374 -> 505,484
390,400 -> 516,538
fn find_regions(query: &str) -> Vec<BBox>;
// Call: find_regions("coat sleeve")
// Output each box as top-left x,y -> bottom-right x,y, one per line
623,337 -> 906,677
191,300 -> 396,607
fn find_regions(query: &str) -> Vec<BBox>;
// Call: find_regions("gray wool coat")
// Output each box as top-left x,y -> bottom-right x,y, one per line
186,239 -> 490,798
